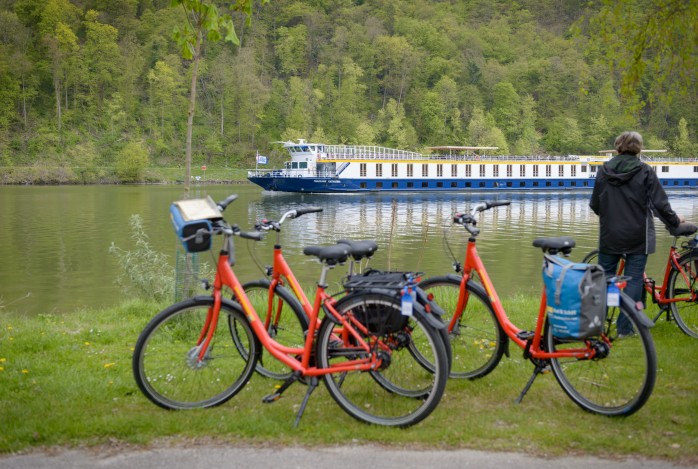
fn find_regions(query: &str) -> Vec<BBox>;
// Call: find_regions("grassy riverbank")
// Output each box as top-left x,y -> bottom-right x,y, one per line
1,296 -> 697,463
0,166 -> 250,185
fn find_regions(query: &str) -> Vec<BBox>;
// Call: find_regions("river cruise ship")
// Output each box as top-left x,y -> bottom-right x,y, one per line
247,140 -> 698,193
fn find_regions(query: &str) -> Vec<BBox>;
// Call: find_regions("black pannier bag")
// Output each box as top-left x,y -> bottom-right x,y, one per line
343,269 -> 420,334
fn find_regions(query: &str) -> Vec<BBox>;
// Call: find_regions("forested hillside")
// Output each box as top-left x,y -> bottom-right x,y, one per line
0,0 -> 696,182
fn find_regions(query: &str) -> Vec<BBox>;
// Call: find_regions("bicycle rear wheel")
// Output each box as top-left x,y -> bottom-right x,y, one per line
418,275 -> 505,379
667,251 -> 698,338
231,280 -> 309,379
546,297 -> 657,416
316,293 -> 448,427
133,297 -> 259,410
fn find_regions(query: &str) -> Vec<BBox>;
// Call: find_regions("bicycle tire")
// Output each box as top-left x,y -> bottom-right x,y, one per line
133,296 -> 259,410
418,275 -> 506,379
581,249 -> 599,264
316,293 -> 449,427
667,250 -> 698,338
546,294 -> 657,416
231,279 -> 310,379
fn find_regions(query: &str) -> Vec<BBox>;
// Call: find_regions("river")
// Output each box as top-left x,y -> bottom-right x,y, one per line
2,184 -> 698,315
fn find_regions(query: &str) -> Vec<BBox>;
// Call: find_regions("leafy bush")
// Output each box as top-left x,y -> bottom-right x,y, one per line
115,141 -> 150,182
109,214 -> 174,301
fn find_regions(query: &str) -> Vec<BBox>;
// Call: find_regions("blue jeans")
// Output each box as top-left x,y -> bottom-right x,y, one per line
597,251 -> 647,335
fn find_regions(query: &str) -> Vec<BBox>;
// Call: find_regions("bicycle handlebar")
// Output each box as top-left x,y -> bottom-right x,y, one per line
453,200 -> 511,236
216,194 -> 239,212
257,206 -> 324,231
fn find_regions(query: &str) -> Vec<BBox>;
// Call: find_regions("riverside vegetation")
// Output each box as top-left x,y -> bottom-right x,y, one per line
1,1 -> 697,186
1,218 -> 697,463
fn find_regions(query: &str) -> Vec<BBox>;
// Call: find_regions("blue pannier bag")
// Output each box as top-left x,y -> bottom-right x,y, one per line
542,254 -> 607,339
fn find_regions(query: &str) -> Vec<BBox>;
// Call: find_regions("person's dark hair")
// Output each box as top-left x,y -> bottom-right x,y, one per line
614,131 -> 643,155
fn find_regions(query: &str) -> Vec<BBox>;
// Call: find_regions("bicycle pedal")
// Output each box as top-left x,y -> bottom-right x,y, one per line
516,330 -> 535,340
262,392 -> 281,404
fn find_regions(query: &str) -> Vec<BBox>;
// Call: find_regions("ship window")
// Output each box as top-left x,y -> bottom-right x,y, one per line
559,166 -> 564,177
571,165 -> 576,176
299,162 -> 307,169
465,165 -> 471,177
533,181 -> 539,187
392,182 -> 398,188
493,165 -> 499,177
662,166 -> 669,173
479,182 -> 485,187
591,166 -> 597,172
546,181 -> 552,186
422,164 -> 429,177
437,164 -> 443,177
360,163 -> 367,177
376,164 -> 382,177
407,164 -> 414,177
451,182 -> 458,188
479,165 -> 485,177
506,165 -> 512,177
392,164 -> 398,177
519,181 -> 525,187
451,165 -> 457,177
694,167 -> 698,173
407,182 -> 414,188
360,182 -> 367,188
581,165 -> 587,172
519,165 -> 525,177
571,181 -> 577,186
466,182 -> 472,187
376,182 -> 383,188
506,181 -> 512,187
546,165 -> 552,177
437,181 -> 443,187
533,165 -> 539,177
422,182 -> 429,187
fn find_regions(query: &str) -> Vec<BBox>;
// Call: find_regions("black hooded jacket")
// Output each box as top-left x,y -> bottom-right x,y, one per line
589,153 -> 680,255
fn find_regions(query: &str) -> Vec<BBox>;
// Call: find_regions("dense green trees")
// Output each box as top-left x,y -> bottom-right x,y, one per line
0,0 -> 696,183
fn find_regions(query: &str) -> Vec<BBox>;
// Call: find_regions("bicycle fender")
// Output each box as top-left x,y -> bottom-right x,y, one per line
341,288 -> 445,330
620,291 -> 655,329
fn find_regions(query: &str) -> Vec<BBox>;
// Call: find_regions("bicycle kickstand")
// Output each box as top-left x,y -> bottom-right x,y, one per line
262,370 -> 301,403
515,362 -> 550,404
293,376 -> 319,428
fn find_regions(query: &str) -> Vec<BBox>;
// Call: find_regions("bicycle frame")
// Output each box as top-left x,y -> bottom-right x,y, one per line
613,239 -> 697,309
198,241 -> 384,377
457,237 -> 603,361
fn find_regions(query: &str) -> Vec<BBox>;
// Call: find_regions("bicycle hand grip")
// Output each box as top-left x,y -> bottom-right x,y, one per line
484,200 -> 511,209
217,194 -> 238,211
294,206 -> 323,217
238,230 -> 264,241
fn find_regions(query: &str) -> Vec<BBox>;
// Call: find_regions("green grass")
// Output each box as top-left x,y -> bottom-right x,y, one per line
1,296 -> 697,464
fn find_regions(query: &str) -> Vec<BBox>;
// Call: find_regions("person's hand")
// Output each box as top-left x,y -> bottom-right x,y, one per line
679,215 -> 686,223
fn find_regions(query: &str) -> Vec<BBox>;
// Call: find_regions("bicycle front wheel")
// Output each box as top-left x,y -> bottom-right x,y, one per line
546,297 -> 657,416
133,297 -> 259,410
418,275 -> 506,379
667,251 -> 698,338
316,293 -> 449,427
232,280 -> 309,379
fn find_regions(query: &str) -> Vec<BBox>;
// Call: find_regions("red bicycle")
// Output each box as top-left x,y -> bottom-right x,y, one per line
132,195 -> 449,427
581,223 -> 698,339
419,200 -> 657,416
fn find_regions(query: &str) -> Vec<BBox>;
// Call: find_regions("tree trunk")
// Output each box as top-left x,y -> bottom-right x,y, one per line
184,29 -> 203,196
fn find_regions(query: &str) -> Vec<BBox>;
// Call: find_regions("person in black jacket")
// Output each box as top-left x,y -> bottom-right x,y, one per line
590,131 -> 685,336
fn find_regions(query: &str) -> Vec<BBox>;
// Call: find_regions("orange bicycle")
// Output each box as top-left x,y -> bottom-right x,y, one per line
419,200 -> 657,416
132,195 -> 449,427
238,208 -> 451,382
581,224 -> 698,339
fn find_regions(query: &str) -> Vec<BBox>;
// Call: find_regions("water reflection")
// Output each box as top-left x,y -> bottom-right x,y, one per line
3,185 -> 698,315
